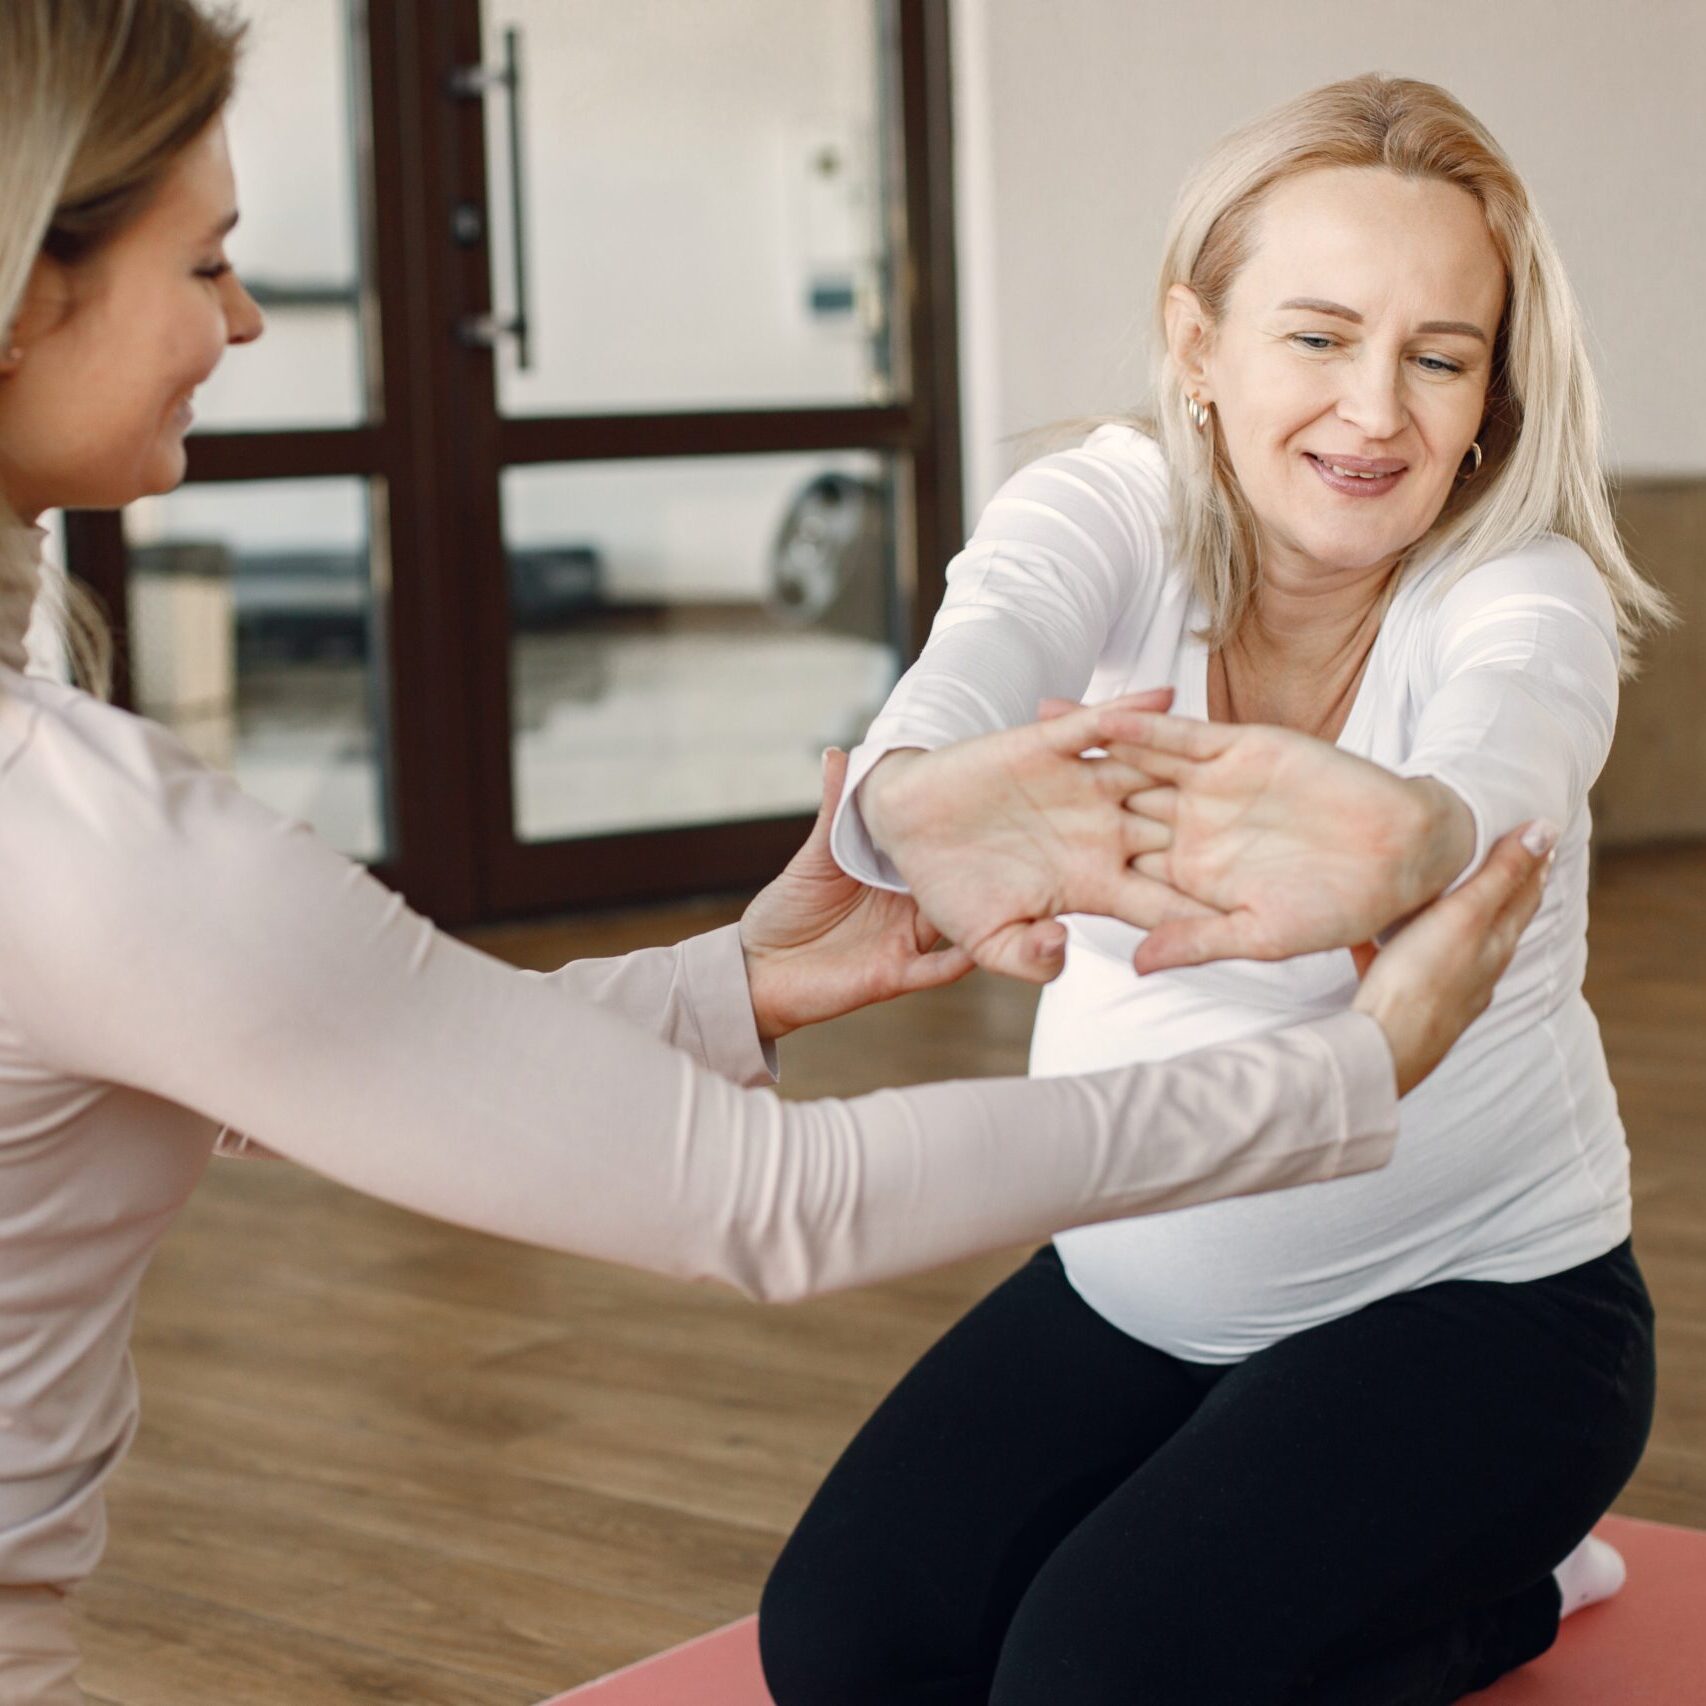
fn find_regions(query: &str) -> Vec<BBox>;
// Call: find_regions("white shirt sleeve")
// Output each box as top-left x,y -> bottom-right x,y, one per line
0,690 -> 1398,1304
1396,536 -> 1621,884
831,426 -> 1172,888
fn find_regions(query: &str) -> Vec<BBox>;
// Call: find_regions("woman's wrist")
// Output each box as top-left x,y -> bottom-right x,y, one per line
856,748 -> 929,857
1399,778 -> 1478,915
737,934 -> 789,1046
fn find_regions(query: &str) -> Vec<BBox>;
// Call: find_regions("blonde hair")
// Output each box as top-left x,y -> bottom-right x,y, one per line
0,0 -> 245,697
1147,72 -> 1671,671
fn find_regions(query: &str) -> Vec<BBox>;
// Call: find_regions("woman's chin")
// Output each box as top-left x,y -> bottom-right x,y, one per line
137,443 -> 191,500
1288,521 -> 1423,576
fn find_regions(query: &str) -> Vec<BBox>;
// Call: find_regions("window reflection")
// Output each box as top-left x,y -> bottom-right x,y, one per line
125,479 -> 391,862
504,454 -> 903,842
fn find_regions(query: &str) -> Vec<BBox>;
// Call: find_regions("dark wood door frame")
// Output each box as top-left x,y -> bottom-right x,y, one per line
64,0 -> 963,928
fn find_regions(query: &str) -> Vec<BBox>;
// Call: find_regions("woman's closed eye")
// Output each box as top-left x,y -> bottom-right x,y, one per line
195,259 -> 233,281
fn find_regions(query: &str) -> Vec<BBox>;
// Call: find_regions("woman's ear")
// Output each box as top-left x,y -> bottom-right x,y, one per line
7,255 -> 76,363
1163,283 -> 1215,402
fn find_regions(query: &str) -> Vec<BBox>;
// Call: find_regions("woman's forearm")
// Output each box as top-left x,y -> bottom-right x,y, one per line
699,1013 -> 1397,1302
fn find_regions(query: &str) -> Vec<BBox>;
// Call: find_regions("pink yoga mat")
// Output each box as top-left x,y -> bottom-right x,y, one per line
1478,1515 -> 1706,1703
537,1515 -> 1706,1705
537,1616 -> 766,1705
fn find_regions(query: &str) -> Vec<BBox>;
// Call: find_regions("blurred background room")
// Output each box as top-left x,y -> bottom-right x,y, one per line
41,2 -> 1704,1700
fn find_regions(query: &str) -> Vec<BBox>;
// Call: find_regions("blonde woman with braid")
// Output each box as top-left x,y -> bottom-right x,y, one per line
0,8 -> 1558,1699
763,74 -> 1665,1706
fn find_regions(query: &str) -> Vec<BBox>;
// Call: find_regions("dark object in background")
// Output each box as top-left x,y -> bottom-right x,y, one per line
767,471 -> 896,646
130,541 -> 604,665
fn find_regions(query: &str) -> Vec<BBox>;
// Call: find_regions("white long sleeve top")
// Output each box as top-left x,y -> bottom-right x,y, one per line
832,425 -> 1632,1364
0,524 -> 1398,1590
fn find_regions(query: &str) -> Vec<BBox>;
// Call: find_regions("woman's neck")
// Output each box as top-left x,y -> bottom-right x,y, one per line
0,473 -> 43,529
1210,553 -> 1400,739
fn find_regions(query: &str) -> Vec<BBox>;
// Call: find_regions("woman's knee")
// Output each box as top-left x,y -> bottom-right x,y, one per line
988,1546 -> 1286,1706
759,1524 -> 965,1706
757,1545 -> 863,1706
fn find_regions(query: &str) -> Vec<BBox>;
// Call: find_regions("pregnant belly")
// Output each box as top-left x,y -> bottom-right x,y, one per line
1054,1188 -> 1412,1364
1038,933 -> 1623,1365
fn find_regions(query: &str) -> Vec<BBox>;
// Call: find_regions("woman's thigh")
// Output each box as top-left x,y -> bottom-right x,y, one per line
990,1240 -> 1656,1706
758,1244 -> 1214,1706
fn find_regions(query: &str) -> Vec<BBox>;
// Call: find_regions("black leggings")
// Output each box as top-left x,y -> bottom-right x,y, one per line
760,1239 -> 1654,1706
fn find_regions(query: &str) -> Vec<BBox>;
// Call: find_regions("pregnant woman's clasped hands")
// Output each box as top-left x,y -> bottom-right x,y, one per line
856,690 -> 1223,984
1095,708 -> 1484,975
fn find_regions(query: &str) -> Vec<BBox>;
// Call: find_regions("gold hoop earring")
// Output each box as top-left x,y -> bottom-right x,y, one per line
1185,395 -> 1210,433
1460,440 -> 1483,479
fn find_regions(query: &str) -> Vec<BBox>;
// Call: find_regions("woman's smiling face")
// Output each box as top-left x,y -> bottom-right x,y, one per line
1172,165 -> 1507,584
0,118 -> 263,520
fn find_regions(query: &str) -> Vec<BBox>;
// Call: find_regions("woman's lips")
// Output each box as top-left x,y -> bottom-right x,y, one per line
1305,452 -> 1405,497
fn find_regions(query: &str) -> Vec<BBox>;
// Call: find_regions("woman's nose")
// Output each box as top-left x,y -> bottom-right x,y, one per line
224,275 -> 266,347
1335,359 -> 1407,442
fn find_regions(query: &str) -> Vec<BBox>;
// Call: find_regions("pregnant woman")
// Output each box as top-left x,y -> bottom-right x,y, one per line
0,9 -> 1555,1701
762,72 -> 1666,1706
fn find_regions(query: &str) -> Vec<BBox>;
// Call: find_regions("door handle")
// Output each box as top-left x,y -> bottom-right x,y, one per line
449,26 -> 533,371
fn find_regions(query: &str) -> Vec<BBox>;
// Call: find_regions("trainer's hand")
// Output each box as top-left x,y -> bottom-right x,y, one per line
858,691 -> 1219,985
1091,711 -> 1476,975
1353,822 -> 1556,1095
740,750 -> 976,1042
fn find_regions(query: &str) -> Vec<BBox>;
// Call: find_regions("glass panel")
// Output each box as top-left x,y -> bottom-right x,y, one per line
190,0 -> 369,431
506,454 -> 904,842
124,480 -> 391,863
482,0 -> 902,415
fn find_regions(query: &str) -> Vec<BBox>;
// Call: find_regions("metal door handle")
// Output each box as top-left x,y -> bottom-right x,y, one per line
450,26 -> 532,371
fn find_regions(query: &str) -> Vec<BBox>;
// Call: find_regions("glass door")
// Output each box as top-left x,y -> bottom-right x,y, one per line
443,0 -> 962,914
60,0 -> 960,925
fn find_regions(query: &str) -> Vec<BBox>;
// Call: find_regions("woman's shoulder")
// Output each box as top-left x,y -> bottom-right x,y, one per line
0,675 -> 324,1023
1398,532 -> 1618,644
0,674 -> 261,884
2,672 -> 204,789
978,421 -> 1172,555
1040,420 -> 1170,491
1080,419 -> 1169,464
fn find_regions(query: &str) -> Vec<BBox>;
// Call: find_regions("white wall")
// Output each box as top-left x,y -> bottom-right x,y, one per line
954,0 -> 1706,511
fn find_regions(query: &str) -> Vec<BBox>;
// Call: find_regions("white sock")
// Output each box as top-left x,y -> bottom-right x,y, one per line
1553,1534 -> 1627,1619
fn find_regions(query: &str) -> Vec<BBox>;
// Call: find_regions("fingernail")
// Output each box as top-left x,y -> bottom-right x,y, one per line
1521,820 -> 1559,857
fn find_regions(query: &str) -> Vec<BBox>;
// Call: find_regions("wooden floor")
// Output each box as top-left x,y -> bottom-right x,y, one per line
74,846 -> 1706,1704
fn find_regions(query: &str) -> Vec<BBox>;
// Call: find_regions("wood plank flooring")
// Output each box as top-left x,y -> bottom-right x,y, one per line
76,846 -> 1706,1703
